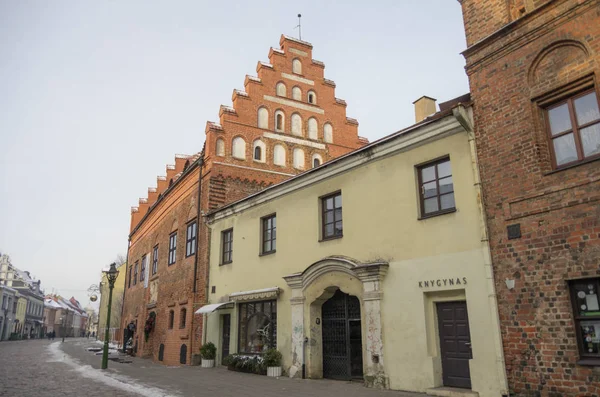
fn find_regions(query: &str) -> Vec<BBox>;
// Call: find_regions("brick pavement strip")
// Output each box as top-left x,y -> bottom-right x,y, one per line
1,338 -> 425,397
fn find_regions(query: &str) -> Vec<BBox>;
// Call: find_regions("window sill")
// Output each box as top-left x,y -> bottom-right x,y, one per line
150,274 -> 158,281
576,358 -> 600,367
418,208 -> 457,220
259,251 -> 276,257
319,235 -> 343,243
220,261 -> 232,266
544,155 -> 600,176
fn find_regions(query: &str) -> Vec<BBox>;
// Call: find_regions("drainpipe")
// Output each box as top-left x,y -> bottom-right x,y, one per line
453,105 -> 509,395
190,158 -> 204,363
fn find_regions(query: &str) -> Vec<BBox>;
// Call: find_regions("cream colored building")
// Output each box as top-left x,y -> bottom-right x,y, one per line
202,97 -> 508,397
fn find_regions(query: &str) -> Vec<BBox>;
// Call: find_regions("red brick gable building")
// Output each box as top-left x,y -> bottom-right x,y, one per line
120,34 -> 367,366
459,1 -> 600,396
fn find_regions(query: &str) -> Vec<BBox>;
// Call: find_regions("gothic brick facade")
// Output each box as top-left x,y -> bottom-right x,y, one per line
121,35 -> 367,366
459,1 -> 600,396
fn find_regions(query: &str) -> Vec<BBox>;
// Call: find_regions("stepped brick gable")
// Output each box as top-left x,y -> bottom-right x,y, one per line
120,34 -> 367,366
459,1 -> 600,396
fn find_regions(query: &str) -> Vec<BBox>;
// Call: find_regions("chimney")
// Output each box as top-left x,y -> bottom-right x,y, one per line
413,96 -> 437,123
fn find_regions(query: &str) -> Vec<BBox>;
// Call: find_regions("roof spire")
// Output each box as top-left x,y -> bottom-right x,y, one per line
295,13 -> 302,40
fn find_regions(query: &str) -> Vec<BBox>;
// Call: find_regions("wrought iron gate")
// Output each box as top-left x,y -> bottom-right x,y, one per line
322,289 -> 363,380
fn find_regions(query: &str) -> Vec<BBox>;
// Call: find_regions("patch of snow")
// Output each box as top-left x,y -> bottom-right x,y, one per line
258,62 -> 273,69
47,342 -> 180,397
246,75 -> 261,83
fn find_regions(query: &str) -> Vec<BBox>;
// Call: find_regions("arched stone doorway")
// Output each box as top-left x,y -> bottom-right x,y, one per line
322,289 -> 363,380
283,256 -> 389,388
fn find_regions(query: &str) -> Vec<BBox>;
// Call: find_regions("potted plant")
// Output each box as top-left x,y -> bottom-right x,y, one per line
263,348 -> 282,377
200,342 -> 217,368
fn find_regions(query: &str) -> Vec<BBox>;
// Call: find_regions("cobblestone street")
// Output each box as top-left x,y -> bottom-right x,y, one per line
0,338 -> 424,397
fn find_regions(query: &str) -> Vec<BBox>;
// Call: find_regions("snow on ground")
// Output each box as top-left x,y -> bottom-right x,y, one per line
47,342 -> 180,397
94,340 -> 121,350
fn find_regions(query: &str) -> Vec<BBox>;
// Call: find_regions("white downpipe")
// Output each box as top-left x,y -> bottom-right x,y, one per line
455,105 -> 509,395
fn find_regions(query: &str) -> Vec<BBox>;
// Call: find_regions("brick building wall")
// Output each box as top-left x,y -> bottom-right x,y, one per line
459,1 -> 600,396
121,34 -> 367,366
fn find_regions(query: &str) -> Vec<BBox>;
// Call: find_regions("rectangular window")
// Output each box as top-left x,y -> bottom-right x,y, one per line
168,232 -> 177,265
221,228 -> 233,264
418,157 -> 455,217
152,245 -> 158,275
186,222 -> 197,257
140,255 -> 146,282
546,89 -> 600,168
128,266 -> 132,288
262,214 -> 276,254
133,261 -> 138,285
569,278 -> 600,364
321,192 -> 343,240
238,300 -> 277,354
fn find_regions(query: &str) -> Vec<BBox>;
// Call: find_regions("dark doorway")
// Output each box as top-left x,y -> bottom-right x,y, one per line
222,314 -> 231,362
437,301 -> 472,389
322,289 -> 363,380
180,344 -> 187,364
158,344 -> 164,361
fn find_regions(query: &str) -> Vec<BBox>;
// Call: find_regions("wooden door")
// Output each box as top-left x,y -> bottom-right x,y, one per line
221,314 -> 231,362
436,301 -> 472,389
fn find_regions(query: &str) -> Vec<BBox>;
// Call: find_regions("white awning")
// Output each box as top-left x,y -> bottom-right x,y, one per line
194,302 -> 233,314
229,287 -> 280,302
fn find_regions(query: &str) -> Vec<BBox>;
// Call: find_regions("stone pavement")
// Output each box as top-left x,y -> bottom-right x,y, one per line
0,338 -> 426,397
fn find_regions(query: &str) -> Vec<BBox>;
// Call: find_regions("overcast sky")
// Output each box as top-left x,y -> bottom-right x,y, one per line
0,1 -> 468,309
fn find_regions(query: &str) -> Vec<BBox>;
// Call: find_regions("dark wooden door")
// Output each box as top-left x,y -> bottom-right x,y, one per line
221,314 -> 231,362
322,289 -> 363,380
437,301 -> 472,389
180,344 -> 187,364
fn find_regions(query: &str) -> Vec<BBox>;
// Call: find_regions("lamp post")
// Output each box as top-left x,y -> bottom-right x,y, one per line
101,263 -> 119,370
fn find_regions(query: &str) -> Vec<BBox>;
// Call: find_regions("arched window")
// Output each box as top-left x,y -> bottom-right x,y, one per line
292,59 -> 302,74
168,310 -> 174,329
308,118 -> 318,140
180,308 -> 187,329
253,140 -> 266,162
274,144 -> 286,166
216,138 -> 225,156
276,82 -> 287,97
257,107 -> 269,129
307,90 -> 316,104
291,113 -> 302,136
183,160 -> 190,171
232,137 -> 246,159
275,110 -> 285,132
292,86 -> 301,101
293,148 -> 305,169
312,154 -> 323,168
324,123 -> 333,143
169,179 -> 173,187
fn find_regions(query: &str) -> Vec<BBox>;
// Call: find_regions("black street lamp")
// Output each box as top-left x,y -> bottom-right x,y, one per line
101,263 -> 119,370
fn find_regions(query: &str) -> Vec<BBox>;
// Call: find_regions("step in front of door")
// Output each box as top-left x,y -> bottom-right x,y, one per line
426,387 -> 479,397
